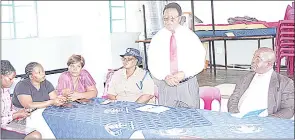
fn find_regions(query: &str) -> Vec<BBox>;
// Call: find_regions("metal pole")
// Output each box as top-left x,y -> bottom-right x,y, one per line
191,0 -> 195,31
143,5 -> 148,40
210,0 -> 216,76
142,5 -> 149,70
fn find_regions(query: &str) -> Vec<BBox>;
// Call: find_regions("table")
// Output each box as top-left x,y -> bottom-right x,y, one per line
142,109 -> 294,139
41,98 -> 294,139
42,98 -> 211,139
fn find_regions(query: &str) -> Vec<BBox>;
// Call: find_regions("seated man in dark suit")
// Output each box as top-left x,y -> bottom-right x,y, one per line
228,47 -> 294,119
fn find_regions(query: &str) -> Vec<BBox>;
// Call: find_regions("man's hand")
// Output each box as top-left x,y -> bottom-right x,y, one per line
164,75 -> 179,86
172,71 -> 185,82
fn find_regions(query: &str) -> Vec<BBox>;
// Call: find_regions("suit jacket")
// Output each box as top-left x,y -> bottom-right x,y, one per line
228,71 -> 294,119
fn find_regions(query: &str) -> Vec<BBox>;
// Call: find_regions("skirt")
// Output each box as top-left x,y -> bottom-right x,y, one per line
1,128 -> 26,139
153,76 -> 200,108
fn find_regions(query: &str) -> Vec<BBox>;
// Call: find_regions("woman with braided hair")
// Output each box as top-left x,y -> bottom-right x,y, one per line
12,62 -> 66,109
1,60 -> 42,139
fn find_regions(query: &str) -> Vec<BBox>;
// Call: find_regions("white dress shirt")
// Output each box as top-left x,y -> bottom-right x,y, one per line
147,25 -> 206,80
239,69 -> 274,115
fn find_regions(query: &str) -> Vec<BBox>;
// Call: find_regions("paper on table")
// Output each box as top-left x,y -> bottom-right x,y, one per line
136,105 -> 170,113
225,32 -> 235,37
231,109 -> 267,118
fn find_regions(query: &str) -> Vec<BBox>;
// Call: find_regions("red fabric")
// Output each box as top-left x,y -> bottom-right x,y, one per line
170,33 -> 178,74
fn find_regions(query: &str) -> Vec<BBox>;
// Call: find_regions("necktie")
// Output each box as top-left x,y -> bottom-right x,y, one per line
170,33 -> 178,74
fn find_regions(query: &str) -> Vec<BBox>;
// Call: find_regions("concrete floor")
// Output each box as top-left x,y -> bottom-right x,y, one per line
197,68 -> 291,87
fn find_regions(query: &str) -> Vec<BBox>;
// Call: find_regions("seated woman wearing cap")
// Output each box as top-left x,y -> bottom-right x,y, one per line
12,62 -> 66,109
56,54 -> 98,101
107,48 -> 155,104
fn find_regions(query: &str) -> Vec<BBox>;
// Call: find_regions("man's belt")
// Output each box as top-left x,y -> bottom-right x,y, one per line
179,75 -> 196,83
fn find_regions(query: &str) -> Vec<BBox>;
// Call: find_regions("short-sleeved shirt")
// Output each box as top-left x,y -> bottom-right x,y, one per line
56,69 -> 96,95
1,88 -> 16,125
108,67 -> 155,103
12,79 -> 55,108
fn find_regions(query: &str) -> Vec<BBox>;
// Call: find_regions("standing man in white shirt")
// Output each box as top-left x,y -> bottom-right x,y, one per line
147,2 -> 206,108
228,47 -> 294,119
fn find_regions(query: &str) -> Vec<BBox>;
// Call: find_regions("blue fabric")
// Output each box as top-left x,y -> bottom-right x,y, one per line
120,48 -> 142,63
142,109 -> 294,139
195,28 -> 276,38
242,109 -> 266,118
42,98 -> 211,138
136,70 -> 149,90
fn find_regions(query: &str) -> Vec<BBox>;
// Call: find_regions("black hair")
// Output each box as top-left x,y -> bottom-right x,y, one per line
1,60 -> 16,76
163,2 -> 182,16
24,62 -> 40,79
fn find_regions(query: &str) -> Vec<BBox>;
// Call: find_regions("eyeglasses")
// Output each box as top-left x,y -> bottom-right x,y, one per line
163,16 -> 180,22
3,75 -> 14,81
121,57 -> 135,62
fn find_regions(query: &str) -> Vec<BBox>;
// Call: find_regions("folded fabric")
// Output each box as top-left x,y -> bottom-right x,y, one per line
231,109 -> 267,118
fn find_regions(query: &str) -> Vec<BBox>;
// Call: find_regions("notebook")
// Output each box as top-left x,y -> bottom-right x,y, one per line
2,120 -> 36,135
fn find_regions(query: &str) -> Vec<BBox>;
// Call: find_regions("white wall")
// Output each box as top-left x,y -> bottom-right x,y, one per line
2,1 -> 112,96
39,1 -> 112,96
2,36 -> 82,74
126,1 -> 142,32
110,32 -> 141,69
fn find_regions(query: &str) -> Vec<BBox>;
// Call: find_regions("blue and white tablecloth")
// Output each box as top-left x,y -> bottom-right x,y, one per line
42,98 -> 211,138
42,98 -> 294,139
142,109 -> 294,139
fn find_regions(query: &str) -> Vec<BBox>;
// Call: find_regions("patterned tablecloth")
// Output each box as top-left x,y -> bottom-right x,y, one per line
42,98 -> 294,139
42,98 -> 211,138
142,109 -> 294,139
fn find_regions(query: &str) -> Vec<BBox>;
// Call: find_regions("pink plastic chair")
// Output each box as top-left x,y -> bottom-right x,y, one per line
199,87 -> 221,111
102,67 -> 123,99
275,20 -> 294,76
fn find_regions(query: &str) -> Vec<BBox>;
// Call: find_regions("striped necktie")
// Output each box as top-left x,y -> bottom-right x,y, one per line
170,33 -> 178,74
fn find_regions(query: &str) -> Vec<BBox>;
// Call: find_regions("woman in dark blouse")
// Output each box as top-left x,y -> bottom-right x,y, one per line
12,62 -> 66,109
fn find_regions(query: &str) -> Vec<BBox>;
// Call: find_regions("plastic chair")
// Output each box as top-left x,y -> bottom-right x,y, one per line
102,67 -> 123,98
275,20 -> 294,76
199,87 -> 221,111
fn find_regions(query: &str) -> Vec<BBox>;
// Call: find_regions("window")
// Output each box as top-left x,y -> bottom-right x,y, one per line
1,1 -> 38,39
109,0 -> 126,33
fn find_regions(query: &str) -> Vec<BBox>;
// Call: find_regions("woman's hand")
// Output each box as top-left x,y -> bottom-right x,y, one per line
13,109 -> 30,120
52,96 -> 67,106
62,88 -> 72,97
67,92 -> 82,101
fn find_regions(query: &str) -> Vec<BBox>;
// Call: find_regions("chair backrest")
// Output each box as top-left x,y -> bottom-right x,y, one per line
284,5 -> 294,20
199,87 -> 221,111
103,67 -> 123,97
